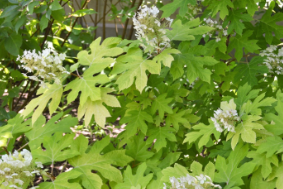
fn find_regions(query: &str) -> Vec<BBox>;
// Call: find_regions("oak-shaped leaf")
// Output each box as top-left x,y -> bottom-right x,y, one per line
227,30 -> 260,61
0,113 -> 31,135
173,50 -> 218,83
250,169 -> 276,189
77,37 -> 123,67
256,9 -> 283,44
115,163 -> 153,189
146,125 -> 177,151
225,9 -> 253,35
227,115 -> 263,150
68,136 -> 133,189
233,57 -> 268,87
153,48 -> 180,67
39,170 -> 82,189
204,0 -> 234,19
32,133 -> 80,164
64,73 -> 110,106
183,120 -> 221,149
77,88 -> 120,127
25,113 -> 78,150
257,136 -> 283,158
166,19 -> 213,41
21,83 -> 63,124
247,151 -> 278,179
126,134 -> 154,162
111,48 -> 161,92
165,109 -> 194,130
120,109 -> 153,137
215,144 -> 255,188
151,93 -> 173,119
267,162 -> 283,189
160,0 -> 196,17
234,0 -> 258,16
265,91 -> 283,135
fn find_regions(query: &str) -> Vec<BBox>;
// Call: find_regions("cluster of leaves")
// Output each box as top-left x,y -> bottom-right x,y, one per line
1,0 -> 283,188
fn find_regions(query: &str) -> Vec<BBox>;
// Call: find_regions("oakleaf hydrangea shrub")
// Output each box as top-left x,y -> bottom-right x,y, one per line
2,0 -> 283,188
0,150 -> 43,189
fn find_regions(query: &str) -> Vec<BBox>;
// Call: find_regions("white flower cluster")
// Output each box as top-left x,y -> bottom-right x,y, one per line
163,174 -> 221,189
0,149 -> 42,189
186,4 -> 202,20
133,5 -> 173,54
211,108 -> 240,133
17,43 -> 69,88
265,0 -> 283,8
202,18 -> 228,42
259,45 -> 283,75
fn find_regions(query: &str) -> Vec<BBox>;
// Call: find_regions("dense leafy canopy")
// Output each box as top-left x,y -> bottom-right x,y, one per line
1,0 -> 283,188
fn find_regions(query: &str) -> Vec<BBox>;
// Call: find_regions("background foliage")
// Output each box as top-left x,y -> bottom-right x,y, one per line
1,0 -> 283,188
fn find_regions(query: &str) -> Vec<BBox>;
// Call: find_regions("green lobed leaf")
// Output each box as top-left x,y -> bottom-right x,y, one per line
25,113 -> 78,150
215,143 -> 255,188
146,125 -> 177,151
0,113 -> 31,135
160,0 -> 196,17
227,115 -> 263,149
39,170 -> 82,189
65,74 -> 110,105
166,19 -> 214,41
153,48 -> 180,67
165,109 -> 191,130
247,151 -> 278,179
22,83 -> 63,124
69,136 -> 133,189
233,57 -> 268,87
225,9 -> 253,35
112,48 -> 161,92
115,163 -> 153,189
151,93 -> 173,119
183,119 -> 221,149
173,51 -> 218,83
256,9 -> 283,44
126,133 -> 154,162
250,169 -> 276,189
32,133 -> 80,164
228,30 -> 260,61
204,0 -> 234,20
257,136 -> 283,158
120,110 -> 153,137
77,88 -> 120,127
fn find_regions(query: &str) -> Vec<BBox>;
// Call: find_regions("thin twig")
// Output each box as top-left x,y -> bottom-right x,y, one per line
122,0 -> 136,39
96,0 -> 121,24
3,147 -> 9,155
13,80 -> 30,110
62,0 -> 70,7
59,161 -> 68,174
61,0 -> 90,47
41,19 -> 55,50
94,0 -> 99,38
17,142 -> 29,152
102,0 -> 108,40
75,69 -> 82,78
